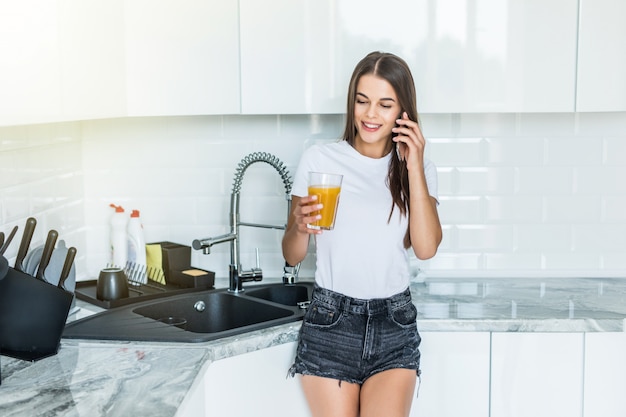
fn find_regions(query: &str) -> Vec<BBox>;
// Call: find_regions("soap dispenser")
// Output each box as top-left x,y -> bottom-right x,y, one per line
127,209 -> 147,283
109,204 -> 128,268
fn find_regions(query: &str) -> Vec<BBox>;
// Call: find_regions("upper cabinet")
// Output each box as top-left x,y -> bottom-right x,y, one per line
240,0 -> 579,114
416,0 -> 578,113
576,0 -> 626,112
3,0 -> 622,125
1,0 -> 239,127
239,0 -> 345,114
124,0 -> 240,116
0,2 -> 63,126
58,0 -> 126,121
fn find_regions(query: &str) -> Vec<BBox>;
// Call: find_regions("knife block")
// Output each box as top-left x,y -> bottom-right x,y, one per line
0,267 -> 73,361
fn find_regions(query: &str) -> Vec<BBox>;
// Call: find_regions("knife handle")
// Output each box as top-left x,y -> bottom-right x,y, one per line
36,229 -> 58,280
58,247 -> 77,289
15,217 -> 36,271
0,225 -> 19,255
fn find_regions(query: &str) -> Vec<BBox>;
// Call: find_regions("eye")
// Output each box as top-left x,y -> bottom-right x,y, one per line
380,104 -> 392,109
356,99 -> 367,105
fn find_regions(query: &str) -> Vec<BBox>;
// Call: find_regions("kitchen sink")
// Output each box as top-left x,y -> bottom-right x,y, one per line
133,292 -> 293,334
246,283 -> 311,306
63,282 -> 314,343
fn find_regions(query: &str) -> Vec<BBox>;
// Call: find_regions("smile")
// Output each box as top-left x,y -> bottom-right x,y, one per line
362,121 -> 381,131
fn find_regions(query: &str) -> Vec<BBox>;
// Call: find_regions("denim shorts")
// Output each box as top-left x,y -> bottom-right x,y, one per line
289,285 -> 421,385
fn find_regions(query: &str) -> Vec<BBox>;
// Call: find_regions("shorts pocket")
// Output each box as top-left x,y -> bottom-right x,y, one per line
390,301 -> 418,328
304,300 -> 342,328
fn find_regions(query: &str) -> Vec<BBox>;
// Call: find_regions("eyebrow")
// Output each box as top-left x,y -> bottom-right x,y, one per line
356,92 -> 396,102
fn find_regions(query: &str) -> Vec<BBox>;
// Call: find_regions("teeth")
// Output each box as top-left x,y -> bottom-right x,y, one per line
364,122 -> 379,129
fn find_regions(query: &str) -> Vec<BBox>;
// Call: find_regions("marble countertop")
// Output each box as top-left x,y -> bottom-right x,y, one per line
413,277 -> 626,332
1,277 -> 625,416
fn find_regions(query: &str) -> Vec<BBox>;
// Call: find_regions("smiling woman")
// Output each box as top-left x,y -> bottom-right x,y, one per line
282,51 -> 442,417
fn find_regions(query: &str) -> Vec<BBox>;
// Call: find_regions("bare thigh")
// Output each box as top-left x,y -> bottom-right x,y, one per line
360,368 -> 417,417
300,375 -> 361,417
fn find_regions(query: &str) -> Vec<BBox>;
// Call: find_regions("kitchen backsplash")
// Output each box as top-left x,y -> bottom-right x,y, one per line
1,112 -> 625,281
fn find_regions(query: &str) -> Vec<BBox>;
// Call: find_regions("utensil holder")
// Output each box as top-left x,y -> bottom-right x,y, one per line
0,267 -> 73,361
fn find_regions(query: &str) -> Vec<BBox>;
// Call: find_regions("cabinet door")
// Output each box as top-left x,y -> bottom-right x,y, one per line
124,0 -> 240,116
239,0 -> 342,114
202,342 -> 310,416
413,0 -> 578,113
490,332 -> 584,417
583,332 -> 626,417
412,332 -> 490,417
240,0 -> 426,114
576,0 -> 626,111
0,1 -> 62,126
58,0 -> 126,121
240,0 -> 578,114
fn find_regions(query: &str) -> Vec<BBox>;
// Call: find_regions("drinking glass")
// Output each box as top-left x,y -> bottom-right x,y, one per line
307,172 -> 343,230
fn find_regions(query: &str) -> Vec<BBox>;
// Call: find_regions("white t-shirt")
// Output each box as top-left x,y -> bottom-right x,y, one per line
292,141 -> 439,299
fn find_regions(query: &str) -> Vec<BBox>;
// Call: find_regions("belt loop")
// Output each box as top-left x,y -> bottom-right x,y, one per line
341,294 -> 350,313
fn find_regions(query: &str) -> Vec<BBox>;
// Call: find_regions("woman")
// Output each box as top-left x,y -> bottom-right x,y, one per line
283,51 -> 442,417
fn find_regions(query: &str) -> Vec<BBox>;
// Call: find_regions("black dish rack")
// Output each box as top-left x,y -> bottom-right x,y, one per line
75,270 -> 214,309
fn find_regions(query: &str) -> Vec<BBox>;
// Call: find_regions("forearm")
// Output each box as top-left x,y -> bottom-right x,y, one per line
408,169 -> 442,259
282,195 -> 317,266
282,223 -> 310,266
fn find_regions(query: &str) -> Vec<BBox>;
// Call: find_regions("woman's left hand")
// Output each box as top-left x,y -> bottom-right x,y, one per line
392,111 -> 426,171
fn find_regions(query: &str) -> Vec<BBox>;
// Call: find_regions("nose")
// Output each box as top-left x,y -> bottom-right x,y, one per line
365,103 -> 377,118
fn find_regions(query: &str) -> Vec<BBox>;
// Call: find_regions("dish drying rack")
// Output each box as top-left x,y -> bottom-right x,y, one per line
74,260 -> 215,309
105,262 -> 167,291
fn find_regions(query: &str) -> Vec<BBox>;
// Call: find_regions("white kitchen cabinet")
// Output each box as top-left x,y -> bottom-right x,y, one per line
0,1 -> 63,126
124,0 -> 240,116
0,1 -> 126,126
58,0 -> 126,121
490,332 -> 584,417
189,333 -> 488,417
583,332 -> 626,417
576,0 -> 626,112
418,0 -> 578,113
201,342 -> 310,417
240,0 -> 578,114
239,0 -> 343,115
412,332 -> 490,417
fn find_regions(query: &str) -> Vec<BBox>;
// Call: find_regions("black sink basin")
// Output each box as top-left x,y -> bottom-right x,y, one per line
133,291 -> 293,334
246,283 -> 311,306
63,282 -> 314,343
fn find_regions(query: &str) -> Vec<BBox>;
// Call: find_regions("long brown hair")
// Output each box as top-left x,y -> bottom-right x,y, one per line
342,51 -> 419,248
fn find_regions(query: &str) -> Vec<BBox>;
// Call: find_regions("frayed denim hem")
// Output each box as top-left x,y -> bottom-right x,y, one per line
287,363 -> 362,387
287,362 -> 420,389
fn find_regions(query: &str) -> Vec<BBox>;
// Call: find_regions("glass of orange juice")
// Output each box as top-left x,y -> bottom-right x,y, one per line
307,172 -> 343,230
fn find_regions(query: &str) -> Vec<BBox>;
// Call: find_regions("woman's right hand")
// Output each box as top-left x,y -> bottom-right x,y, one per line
292,195 -> 323,235
282,195 -> 321,266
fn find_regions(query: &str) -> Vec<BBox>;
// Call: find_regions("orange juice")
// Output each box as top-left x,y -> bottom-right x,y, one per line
308,185 -> 341,230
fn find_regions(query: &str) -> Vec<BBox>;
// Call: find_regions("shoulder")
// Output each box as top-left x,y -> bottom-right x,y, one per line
299,141 -> 350,165
303,141 -> 346,156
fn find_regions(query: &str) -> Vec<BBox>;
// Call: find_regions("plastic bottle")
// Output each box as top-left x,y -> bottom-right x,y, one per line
109,204 -> 128,268
127,209 -> 147,281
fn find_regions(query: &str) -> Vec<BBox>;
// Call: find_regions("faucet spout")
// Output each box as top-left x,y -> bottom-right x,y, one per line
192,233 -> 236,254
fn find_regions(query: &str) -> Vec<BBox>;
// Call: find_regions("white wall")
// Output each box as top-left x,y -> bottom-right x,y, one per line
1,112 -> 625,281
0,122 -> 86,270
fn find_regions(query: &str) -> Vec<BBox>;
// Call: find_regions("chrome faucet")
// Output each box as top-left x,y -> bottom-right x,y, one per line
192,152 -> 299,292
